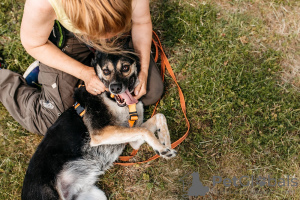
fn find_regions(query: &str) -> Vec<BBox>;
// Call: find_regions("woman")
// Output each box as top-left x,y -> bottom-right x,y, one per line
0,0 -> 163,135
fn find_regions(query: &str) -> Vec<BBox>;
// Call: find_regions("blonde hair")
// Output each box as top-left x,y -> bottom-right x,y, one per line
62,0 -> 132,53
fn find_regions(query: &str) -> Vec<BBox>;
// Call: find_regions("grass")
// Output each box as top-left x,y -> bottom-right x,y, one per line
1,0 -> 300,199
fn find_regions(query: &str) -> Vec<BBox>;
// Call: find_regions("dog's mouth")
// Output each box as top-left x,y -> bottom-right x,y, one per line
114,89 -> 138,107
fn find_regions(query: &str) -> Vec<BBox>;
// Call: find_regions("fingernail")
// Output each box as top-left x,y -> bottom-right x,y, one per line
135,91 -> 139,96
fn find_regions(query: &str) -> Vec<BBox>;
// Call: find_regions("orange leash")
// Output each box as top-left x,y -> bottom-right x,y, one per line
115,31 -> 190,166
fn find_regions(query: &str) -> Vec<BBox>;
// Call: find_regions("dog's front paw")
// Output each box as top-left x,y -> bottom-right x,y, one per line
155,148 -> 177,159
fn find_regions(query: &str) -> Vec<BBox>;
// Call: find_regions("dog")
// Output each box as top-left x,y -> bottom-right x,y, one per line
21,51 -> 177,200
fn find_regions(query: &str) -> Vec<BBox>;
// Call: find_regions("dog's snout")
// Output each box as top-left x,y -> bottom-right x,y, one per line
110,83 -> 122,94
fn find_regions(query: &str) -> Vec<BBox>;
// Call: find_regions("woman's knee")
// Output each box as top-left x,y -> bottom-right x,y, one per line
141,79 -> 163,106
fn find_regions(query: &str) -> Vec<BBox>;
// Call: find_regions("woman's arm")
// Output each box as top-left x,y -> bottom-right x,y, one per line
20,0 -> 106,95
131,0 -> 152,99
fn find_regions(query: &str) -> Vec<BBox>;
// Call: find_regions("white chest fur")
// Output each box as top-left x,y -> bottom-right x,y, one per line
102,95 -> 144,127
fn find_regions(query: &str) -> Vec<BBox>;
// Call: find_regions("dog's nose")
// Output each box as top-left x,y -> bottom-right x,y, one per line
110,83 -> 122,94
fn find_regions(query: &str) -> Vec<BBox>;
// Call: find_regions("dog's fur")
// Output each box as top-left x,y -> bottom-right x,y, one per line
21,52 -> 176,200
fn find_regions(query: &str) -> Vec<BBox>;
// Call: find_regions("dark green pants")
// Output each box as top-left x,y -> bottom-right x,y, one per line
0,35 -> 163,135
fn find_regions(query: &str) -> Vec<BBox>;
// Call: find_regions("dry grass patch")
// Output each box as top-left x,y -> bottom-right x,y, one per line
100,155 -> 188,199
202,151 -> 300,199
207,0 -> 300,89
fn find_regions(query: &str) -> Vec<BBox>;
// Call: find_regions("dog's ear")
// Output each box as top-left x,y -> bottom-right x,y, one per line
92,51 -> 102,76
91,58 -> 97,68
94,63 -> 102,77
91,51 -> 102,67
128,52 -> 141,74
122,37 -> 131,50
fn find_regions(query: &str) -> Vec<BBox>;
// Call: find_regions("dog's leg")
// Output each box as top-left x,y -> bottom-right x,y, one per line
128,113 -> 170,150
90,125 -> 176,159
129,140 -> 145,150
140,113 -> 172,149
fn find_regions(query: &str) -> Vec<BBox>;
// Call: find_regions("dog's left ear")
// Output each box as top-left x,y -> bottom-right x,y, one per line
92,51 -> 107,76
91,51 -> 103,67
91,58 -> 97,68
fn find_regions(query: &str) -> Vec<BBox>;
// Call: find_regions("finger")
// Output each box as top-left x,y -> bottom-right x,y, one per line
134,88 -> 141,99
87,87 -> 98,95
93,86 -> 106,95
134,83 -> 142,96
134,84 -> 147,100
86,83 -> 103,95
90,78 -> 107,93
96,83 -> 108,93
97,86 -> 106,93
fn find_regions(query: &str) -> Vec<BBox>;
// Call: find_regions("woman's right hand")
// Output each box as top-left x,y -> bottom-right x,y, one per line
80,67 -> 108,95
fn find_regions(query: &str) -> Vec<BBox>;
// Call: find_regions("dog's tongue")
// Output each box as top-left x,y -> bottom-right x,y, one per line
119,89 -> 138,105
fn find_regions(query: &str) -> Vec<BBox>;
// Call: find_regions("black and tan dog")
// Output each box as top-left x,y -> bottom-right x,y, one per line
21,51 -> 177,200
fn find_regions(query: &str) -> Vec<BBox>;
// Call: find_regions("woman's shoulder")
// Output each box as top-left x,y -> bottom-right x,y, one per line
25,0 -> 55,14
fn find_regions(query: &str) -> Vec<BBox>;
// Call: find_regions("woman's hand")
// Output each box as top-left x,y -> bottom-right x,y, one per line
134,71 -> 148,100
80,67 -> 108,95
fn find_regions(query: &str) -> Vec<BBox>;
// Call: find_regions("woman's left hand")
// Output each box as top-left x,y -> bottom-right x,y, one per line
134,70 -> 148,100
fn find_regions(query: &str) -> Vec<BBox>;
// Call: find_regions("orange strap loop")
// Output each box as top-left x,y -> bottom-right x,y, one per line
115,31 -> 190,166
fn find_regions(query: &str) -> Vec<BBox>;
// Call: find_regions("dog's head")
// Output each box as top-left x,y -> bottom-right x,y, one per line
91,51 -> 140,107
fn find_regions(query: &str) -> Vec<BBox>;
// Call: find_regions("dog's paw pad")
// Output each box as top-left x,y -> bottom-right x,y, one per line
161,149 -> 170,155
155,150 -> 160,155
160,149 -> 177,159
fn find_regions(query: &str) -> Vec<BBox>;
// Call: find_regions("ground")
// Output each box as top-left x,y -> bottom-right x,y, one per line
0,0 -> 299,199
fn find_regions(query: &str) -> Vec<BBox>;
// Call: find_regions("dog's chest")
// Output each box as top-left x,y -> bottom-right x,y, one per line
103,96 -> 144,127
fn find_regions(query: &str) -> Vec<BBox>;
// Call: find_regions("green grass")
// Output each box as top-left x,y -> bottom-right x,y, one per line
1,0 -> 300,199
0,0 -> 34,72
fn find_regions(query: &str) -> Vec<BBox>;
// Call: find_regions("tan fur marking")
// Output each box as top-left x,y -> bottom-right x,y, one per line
100,61 -> 115,82
141,114 -> 171,148
116,60 -> 122,71
90,125 -> 165,151
118,61 -> 136,77
107,61 -> 114,72
123,62 -> 135,77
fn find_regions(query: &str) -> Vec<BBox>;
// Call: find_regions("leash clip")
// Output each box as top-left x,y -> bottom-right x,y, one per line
128,104 -> 138,127
129,113 -> 138,121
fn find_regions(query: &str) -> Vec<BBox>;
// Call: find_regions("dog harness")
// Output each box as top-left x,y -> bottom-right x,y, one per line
73,94 -> 138,127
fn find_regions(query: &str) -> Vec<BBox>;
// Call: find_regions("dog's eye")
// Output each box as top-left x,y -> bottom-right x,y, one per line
121,65 -> 130,72
103,69 -> 111,75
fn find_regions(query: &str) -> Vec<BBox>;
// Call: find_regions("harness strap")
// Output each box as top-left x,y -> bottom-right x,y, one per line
73,84 -> 86,117
128,104 -> 138,127
48,20 -> 66,50
74,102 -> 86,117
115,31 -> 190,166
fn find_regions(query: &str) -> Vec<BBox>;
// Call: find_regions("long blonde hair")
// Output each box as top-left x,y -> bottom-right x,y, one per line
62,0 -> 132,53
